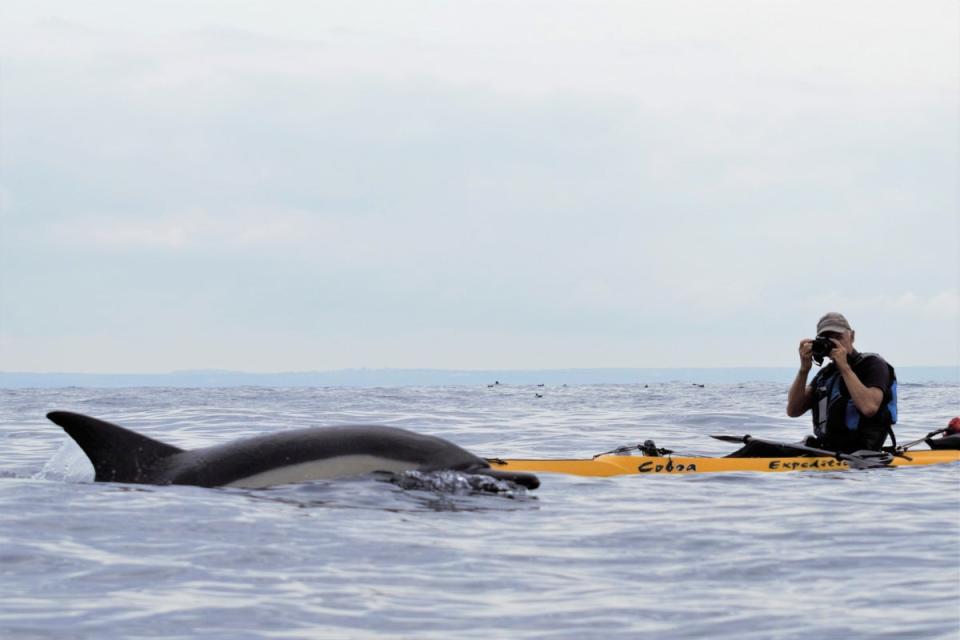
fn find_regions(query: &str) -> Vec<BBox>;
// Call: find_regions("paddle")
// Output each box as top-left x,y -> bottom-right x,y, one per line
709,434 -> 894,470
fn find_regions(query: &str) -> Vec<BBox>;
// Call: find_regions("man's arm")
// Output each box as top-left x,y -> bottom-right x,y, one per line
829,342 -> 884,417
838,368 -> 884,416
787,339 -> 815,417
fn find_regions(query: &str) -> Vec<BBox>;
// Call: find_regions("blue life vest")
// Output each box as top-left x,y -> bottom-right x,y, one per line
811,352 -> 897,450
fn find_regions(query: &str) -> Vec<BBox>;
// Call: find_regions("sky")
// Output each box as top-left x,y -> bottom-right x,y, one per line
0,1 -> 957,373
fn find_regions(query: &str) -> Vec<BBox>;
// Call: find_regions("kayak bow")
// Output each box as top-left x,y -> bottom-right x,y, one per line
487,449 -> 960,477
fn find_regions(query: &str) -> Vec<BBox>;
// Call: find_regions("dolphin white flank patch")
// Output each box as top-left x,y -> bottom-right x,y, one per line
224,455 -> 419,489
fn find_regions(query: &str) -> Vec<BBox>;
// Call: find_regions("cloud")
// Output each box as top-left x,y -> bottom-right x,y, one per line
809,291 -> 960,317
46,209 -> 331,251
880,291 -> 959,317
0,3 -> 957,369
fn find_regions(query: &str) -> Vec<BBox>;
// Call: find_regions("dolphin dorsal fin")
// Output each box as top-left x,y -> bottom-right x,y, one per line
47,411 -> 184,483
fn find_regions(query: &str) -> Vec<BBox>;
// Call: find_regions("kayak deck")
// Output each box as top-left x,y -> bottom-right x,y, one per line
488,449 -> 960,476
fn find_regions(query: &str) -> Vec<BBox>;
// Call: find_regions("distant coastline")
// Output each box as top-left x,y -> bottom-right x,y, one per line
1,367 -> 957,388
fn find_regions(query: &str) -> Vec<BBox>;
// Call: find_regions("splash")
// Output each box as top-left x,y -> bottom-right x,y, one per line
392,469 -> 529,496
34,438 -> 95,482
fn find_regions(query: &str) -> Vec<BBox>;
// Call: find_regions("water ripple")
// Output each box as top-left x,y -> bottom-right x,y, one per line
1,383 -> 958,638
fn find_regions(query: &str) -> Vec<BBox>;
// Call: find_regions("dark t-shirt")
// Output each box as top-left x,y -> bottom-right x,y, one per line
810,351 -> 894,452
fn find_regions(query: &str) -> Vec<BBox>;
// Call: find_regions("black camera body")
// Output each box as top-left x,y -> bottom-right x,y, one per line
811,335 -> 835,365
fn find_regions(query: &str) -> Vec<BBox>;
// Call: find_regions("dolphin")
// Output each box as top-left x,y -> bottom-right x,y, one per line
46,411 -> 539,490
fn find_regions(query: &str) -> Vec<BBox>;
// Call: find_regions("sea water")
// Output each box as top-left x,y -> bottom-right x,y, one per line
1,382 -> 958,639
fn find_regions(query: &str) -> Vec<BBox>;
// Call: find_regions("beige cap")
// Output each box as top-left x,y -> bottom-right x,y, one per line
817,312 -> 852,335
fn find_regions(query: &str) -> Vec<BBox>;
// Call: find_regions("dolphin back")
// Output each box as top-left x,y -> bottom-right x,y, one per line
47,411 -> 184,483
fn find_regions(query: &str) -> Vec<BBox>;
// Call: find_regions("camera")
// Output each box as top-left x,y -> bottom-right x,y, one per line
810,335 -> 835,365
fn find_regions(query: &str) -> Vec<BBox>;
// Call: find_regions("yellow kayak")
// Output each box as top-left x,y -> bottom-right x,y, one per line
487,449 -> 960,477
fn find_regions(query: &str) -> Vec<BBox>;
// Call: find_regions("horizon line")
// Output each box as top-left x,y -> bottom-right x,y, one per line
2,364 -> 958,376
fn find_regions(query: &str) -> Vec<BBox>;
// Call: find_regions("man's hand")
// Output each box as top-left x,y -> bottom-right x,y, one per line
798,339 -> 814,371
829,338 -> 850,370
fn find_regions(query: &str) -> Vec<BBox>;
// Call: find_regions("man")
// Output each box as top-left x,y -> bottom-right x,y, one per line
786,312 -> 897,453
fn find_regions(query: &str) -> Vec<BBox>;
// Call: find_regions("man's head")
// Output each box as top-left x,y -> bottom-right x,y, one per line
816,312 -> 855,349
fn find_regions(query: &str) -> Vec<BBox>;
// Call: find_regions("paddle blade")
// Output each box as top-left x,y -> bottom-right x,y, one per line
709,434 -> 748,444
844,451 -> 894,469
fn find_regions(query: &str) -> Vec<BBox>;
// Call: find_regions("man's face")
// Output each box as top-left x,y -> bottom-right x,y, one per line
820,329 -> 854,351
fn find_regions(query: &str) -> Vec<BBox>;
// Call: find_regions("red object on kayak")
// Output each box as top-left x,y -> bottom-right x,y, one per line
948,417 -> 960,434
